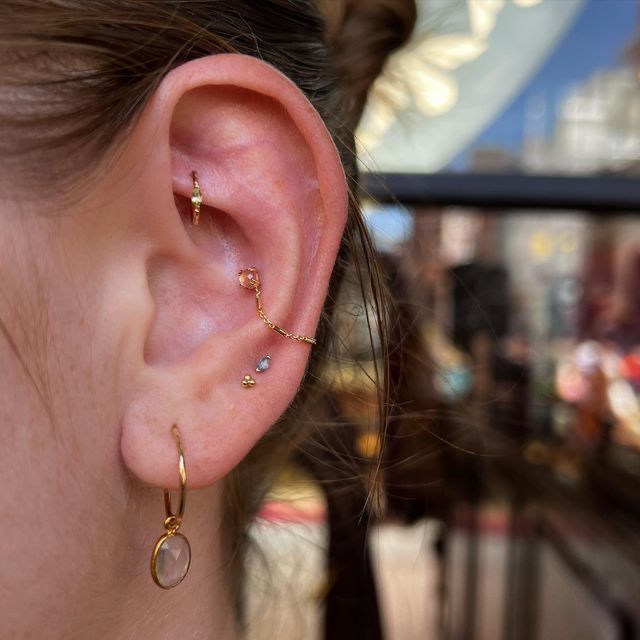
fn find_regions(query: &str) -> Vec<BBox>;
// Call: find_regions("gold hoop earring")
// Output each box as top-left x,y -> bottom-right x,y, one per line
191,171 -> 202,226
238,267 -> 317,345
150,424 -> 191,589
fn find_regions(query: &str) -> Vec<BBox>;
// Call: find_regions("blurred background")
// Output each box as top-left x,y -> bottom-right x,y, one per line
245,1 -> 640,639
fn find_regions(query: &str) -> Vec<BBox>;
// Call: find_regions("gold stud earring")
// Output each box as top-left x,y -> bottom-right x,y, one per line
242,374 -> 256,388
238,267 -> 317,345
150,425 -> 191,589
191,171 -> 202,226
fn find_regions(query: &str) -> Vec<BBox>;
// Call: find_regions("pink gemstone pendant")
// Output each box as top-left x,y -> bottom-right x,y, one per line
150,532 -> 191,589
238,267 -> 261,290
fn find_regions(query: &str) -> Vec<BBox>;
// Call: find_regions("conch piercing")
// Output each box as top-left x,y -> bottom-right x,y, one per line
242,374 -> 256,388
238,267 -> 317,345
241,357 -> 271,388
256,355 -> 271,373
150,425 -> 191,589
191,171 -> 202,225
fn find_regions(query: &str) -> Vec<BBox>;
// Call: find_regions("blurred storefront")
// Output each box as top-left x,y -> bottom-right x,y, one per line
357,1 -> 640,638
246,2 -> 640,639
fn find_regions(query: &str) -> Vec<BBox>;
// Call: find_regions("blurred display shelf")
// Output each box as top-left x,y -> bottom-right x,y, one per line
362,172 -> 640,211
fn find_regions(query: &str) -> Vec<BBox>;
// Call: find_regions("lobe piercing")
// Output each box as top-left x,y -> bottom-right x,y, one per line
150,424 -> 191,589
238,267 -> 317,345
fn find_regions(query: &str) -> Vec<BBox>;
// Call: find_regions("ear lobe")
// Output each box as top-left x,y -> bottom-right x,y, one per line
115,54 -> 348,489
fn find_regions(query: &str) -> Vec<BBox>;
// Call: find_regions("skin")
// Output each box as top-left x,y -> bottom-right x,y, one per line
0,54 -> 348,639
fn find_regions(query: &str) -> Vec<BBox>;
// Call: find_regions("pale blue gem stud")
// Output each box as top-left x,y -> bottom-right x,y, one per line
256,355 -> 271,373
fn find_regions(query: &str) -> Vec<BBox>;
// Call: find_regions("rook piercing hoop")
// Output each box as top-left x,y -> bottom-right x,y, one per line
191,171 -> 202,226
150,424 -> 191,589
238,267 -> 317,345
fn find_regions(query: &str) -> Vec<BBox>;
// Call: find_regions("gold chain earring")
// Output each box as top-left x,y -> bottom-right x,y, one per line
150,424 -> 191,589
191,171 -> 202,226
238,267 -> 316,345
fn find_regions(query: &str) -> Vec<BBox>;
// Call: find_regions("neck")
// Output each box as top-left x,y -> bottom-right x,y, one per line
6,473 -> 242,640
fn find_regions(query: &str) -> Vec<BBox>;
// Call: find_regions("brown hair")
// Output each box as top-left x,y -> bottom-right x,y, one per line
0,0 -> 415,611
320,0 -> 417,127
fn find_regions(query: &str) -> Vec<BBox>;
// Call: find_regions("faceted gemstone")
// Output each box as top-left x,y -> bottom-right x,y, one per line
256,355 -> 271,373
191,187 -> 202,210
153,533 -> 191,589
238,267 -> 260,290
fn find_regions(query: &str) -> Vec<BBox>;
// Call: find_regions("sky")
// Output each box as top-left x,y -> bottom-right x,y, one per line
449,0 -> 639,170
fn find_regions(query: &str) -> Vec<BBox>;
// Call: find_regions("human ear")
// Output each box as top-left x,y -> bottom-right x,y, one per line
98,54 -> 347,489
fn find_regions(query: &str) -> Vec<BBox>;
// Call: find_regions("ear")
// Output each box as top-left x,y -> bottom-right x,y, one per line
101,54 -> 347,489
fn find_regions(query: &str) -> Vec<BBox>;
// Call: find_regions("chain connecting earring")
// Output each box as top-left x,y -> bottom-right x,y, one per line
150,424 -> 192,589
191,171 -> 202,225
238,267 -> 317,345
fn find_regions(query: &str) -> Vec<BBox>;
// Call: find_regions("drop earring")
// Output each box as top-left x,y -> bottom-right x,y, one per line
191,171 -> 202,226
150,424 -> 191,589
238,267 -> 317,345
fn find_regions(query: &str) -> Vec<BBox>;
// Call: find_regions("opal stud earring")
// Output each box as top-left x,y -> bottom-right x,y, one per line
256,355 -> 271,373
150,425 -> 191,589
238,267 -> 317,345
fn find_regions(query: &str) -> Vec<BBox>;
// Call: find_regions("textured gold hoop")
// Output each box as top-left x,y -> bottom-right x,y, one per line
238,267 -> 317,345
191,171 -> 202,225
150,425 -> 191,589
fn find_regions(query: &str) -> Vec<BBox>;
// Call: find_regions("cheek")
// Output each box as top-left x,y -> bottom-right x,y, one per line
1,211 -> 125,501
47,218 -> 125,476
0,213 -> 129,609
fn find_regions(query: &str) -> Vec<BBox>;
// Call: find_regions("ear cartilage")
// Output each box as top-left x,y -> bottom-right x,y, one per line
238,267 -> 317,345
256,355 -> 271,373
190,171 -> 202,226
242,374 -> 256,389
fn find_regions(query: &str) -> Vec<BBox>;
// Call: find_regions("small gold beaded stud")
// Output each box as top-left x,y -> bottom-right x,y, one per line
242,374 -> 256,389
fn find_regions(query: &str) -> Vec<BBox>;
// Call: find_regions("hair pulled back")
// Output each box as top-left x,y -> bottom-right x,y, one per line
319,0 -> 418,127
